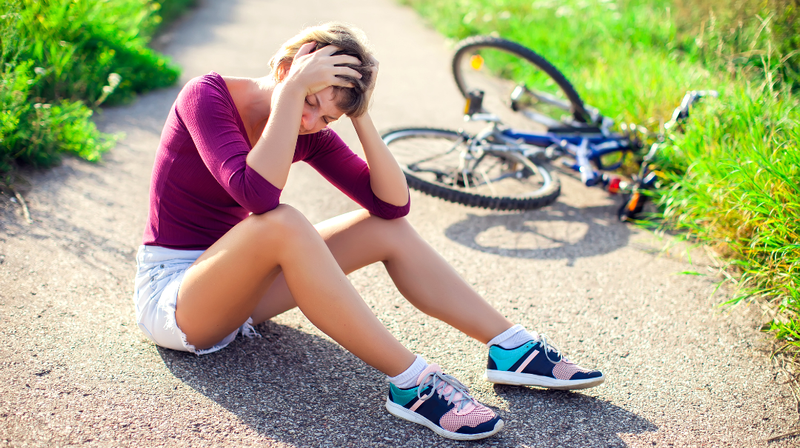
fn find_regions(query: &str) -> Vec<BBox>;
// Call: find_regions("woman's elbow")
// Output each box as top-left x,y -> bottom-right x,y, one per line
374,199 -> 411,220
244,197 -> 281,215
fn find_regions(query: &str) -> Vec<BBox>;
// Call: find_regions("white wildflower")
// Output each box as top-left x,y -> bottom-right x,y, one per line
107,73 -> 121,87
555,6 -> 572,17
463,11 -> 476,24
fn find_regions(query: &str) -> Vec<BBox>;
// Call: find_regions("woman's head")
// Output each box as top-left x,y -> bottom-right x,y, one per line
269,23 -> 374,118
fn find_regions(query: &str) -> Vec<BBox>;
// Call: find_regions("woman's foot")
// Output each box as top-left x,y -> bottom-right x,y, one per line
385,364 -> 504,440
486,334 -> 604,390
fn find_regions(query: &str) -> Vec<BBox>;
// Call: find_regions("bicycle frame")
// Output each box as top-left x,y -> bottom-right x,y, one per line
469,118 -> 637,189
506,129 -> 635,173
465,89 -> 717,190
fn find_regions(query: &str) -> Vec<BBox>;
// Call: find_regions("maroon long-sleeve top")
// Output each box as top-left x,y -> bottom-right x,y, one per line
143,72 -> 410,250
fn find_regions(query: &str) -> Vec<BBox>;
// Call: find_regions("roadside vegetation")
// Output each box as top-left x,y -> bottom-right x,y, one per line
401,0 -> 800,376
0,0 -> 195,173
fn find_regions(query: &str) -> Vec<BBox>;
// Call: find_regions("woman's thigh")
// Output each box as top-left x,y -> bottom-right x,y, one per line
251,209 -> 414,323
175,204 -> 321,349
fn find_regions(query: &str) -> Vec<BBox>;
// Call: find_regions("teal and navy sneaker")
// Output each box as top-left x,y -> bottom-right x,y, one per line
386,364 -> 504,441
486,335 -> 604,390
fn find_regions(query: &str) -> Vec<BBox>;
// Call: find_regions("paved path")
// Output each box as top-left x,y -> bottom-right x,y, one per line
1,0 -> 797,446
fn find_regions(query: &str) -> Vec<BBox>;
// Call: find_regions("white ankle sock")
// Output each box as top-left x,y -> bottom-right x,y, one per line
487,324 -> 537,349
388,355 -> 428,389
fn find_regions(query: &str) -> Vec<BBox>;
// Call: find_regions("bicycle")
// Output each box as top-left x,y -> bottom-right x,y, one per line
381,35 -> 716,220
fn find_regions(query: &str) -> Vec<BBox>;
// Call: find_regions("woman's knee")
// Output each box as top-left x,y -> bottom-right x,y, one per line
247,205 -> 318,243
377,215 -> 416,237
363,215 -> 420,254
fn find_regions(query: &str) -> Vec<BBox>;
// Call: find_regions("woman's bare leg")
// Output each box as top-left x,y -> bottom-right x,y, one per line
175,205 -> 415,376
252,209 -> 513,344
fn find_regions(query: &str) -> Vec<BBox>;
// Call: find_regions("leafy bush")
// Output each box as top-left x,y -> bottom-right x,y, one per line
16,0 -> 180,106
0,61 -> 35,171
657,82 -> 800,348
0,0 -> 193,172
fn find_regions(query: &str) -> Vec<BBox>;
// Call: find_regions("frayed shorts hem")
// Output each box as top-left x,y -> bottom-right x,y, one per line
133,245 -> 261,355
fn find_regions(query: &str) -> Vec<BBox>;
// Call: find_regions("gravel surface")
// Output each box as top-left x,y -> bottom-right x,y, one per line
1,0 -> 798,446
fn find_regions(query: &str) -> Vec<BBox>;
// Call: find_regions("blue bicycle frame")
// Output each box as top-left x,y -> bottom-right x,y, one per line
505,129 -> 635,185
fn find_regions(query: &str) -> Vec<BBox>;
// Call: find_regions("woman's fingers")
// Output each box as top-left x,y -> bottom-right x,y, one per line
294,42 -> 317,61
315,46 -> 363,71
315,44 -> 347,57
334,65 -> 362,78
331,75 -> 357,88
368,54 -> 380,70
361,55 -> 379,100
287,43 -> 376,94
328,54 -> 362,68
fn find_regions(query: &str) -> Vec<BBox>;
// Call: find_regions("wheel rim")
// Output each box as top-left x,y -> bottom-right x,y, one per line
454,44 -> 580,129
384,129 -> 555,200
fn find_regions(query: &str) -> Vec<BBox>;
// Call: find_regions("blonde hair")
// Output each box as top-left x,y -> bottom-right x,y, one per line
269,23 -> 375,118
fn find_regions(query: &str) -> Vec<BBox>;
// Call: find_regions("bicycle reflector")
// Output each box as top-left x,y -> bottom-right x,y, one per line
627,191 -> 641,212
465,89 -> 484,116
607,176 -> 621,194
470,54 -> 484,70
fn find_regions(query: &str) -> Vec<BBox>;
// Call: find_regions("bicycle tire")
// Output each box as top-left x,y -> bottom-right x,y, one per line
382,127 -> 560,211
452,36 -> 591,129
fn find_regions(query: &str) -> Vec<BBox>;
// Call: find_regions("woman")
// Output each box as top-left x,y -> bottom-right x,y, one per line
133,23 -> 603,441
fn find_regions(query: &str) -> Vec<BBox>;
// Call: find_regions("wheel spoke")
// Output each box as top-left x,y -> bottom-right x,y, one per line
382,127 -> 561,210
452,36 -> 590,129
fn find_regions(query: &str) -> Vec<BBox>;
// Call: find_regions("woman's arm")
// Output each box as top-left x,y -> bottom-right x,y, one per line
350,56 -> 409,207
177,75 -> 282,214
246,82 -> 305,189
351,112 -> 409,207
246,43 -> 362,189
301,130 -> 410,220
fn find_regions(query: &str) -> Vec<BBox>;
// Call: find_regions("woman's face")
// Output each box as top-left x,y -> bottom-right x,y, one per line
299,86 -> 345,135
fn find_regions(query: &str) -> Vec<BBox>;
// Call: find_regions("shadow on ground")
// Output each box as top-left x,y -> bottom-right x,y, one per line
161,322 -> 655,447
445,202 -> 631,266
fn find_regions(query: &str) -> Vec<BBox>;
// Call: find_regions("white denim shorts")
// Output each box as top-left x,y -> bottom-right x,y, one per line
133,245 -> 260,355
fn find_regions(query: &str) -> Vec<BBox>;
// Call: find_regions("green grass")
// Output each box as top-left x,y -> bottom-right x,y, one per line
0,0 -> 196,173
401,0 -> 800,360
658,84 -> 799,346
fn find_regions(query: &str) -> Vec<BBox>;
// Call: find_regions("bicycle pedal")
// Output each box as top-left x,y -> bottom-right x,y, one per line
464,89 -> 484,116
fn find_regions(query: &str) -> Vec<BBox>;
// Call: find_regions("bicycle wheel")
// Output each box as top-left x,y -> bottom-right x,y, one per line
382,127 -> 560,210
452,36 -> 591,129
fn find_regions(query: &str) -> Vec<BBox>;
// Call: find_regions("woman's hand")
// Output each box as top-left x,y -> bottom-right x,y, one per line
284,43 -> 363,97
363,54 -> 379,104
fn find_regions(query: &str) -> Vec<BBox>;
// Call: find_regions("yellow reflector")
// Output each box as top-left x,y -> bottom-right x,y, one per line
470,55 -> 484,70
628,192 -> 641,211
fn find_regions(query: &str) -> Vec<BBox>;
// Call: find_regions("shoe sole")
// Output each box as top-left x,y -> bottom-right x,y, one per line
485,370 -> 605,390
385,399 -> 504,441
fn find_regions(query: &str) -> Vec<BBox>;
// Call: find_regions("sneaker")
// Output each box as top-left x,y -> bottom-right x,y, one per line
386,364 -> 504,440
486,334 -> 604,390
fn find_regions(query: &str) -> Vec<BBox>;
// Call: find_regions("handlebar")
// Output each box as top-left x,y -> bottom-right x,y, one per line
665,90 -> 719,129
